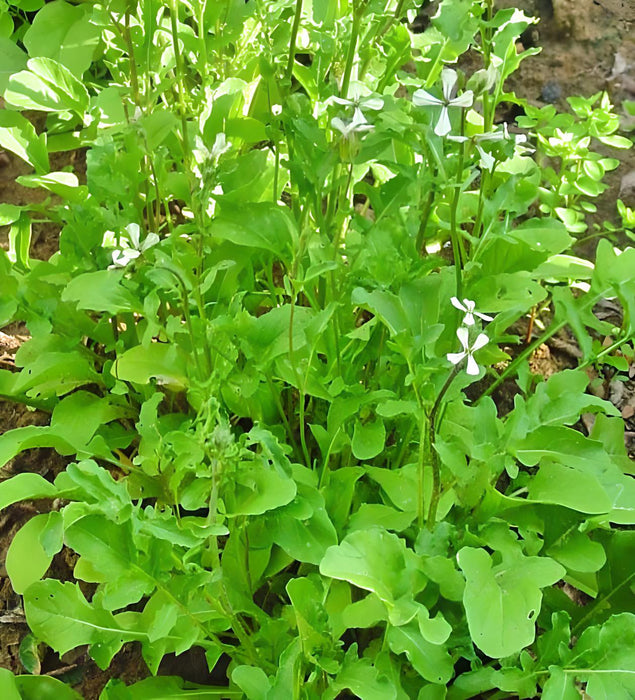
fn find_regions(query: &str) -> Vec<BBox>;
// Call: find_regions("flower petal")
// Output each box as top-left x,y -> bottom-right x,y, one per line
451,296 -> 467,312
463,312 -> 475,326
465,355 -> 480,375
447,351 -> 466,365
456,326 -> 470,350
331,117 -> 352,136
476,144 -> 496,171
413,89 -> 443,107
472,333 -> 489,351
441,68 -> 458,101
449,90 -> 474,108
362,96 -> 384,111
475,311 -> 494,322
434,106 -> 452,136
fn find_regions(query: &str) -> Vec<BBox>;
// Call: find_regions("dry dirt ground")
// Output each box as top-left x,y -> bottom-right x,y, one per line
0,1 -> 634,696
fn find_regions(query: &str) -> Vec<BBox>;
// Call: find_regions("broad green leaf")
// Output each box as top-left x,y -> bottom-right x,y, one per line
269,486 -> 337,564
210,202 -> 296,258
387,621 -> 453,684
351,417 -> 386,460
232,666 -> 271,700
0,473 -> 57,510
6,57 -> 89,114
62,270 -> 140,314
518,369 -> 617,431
518,427 -> 635,522
64,515 -> 153,608
579,530 -> 635,626
0,668 -> 82,700
508,217 -> 572,255
327,644 -> 399,700
320,528 -> 426,611
348,504 -> 416,533
365,464 -> 418,512
8,213 -> 31,270
528,461 -> 612,514
547,529 -> 606,573
541,666 -> 581,700
287,577 -> 339,673
12,347 -> 99,398
22,0 -> 99,76
56,460 -> 132,523
267,639 -> 301,698
6,514 -> 59,593
458,547 -> 565,658
17,172 -> 88,204
565,613 -> 635,698
0,111 -> 49,173
223,461 -> 296,516
0,204 -> 22,226
0,38 -> 27,93
24,580 -> 144,669
112,343 -> 188,390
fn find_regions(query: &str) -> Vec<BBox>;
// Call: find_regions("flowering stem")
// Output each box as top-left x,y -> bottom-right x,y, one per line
449,110 -> 468,298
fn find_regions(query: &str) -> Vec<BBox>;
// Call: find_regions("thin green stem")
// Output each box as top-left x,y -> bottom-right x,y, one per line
449,111 -> 468,298
169,0 -> 190,160
341,4 -> 363,98
285,0 -> 303,84
426,365 -> 460,529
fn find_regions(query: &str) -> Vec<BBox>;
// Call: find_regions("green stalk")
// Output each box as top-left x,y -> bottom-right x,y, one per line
449,111 -> 468,299
341,2 -> 364,99
426,365 -> 460,529
169,0 -> 190,160
285,0 -> 303,84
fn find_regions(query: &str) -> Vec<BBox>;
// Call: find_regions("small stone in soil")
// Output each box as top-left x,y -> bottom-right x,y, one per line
541,80 -> 562,103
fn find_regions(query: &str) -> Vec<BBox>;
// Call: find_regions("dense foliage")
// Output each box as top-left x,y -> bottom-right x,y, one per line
0,0 -> 634,696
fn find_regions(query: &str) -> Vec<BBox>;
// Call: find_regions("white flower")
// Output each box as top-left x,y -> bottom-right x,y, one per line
412,68 -> 474,137
329,82 -> 384,114
109,223 -> 159,268
447,327 -> 489,376
450,297 -> 493,326
331,107 -> 374,138
210,133 -> 231,160
271,104 -> 283,116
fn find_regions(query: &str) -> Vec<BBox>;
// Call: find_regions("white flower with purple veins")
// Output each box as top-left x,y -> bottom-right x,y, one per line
450,297 -> 493,326
413,68 -> 474,137
447,327 -> 489,376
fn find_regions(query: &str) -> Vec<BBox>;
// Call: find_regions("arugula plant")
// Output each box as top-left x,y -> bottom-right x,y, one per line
0,0 -> 634,697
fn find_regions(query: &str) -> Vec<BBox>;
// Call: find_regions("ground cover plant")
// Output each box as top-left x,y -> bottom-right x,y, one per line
0,0 -> 634,696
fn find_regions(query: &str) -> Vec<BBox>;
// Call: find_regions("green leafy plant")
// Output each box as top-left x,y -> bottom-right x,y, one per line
0,0 -> 633,696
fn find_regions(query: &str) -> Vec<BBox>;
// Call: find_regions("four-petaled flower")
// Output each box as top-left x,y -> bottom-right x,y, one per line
413,68 -> 474,137
109,223 -> 159,268
328,82 -> 384,116
447,327 -> 489,376
451,297 -> 493,326
331,107 -> 375,139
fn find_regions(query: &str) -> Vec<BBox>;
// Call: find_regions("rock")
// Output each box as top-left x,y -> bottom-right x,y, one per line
541,80 -> 562,103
